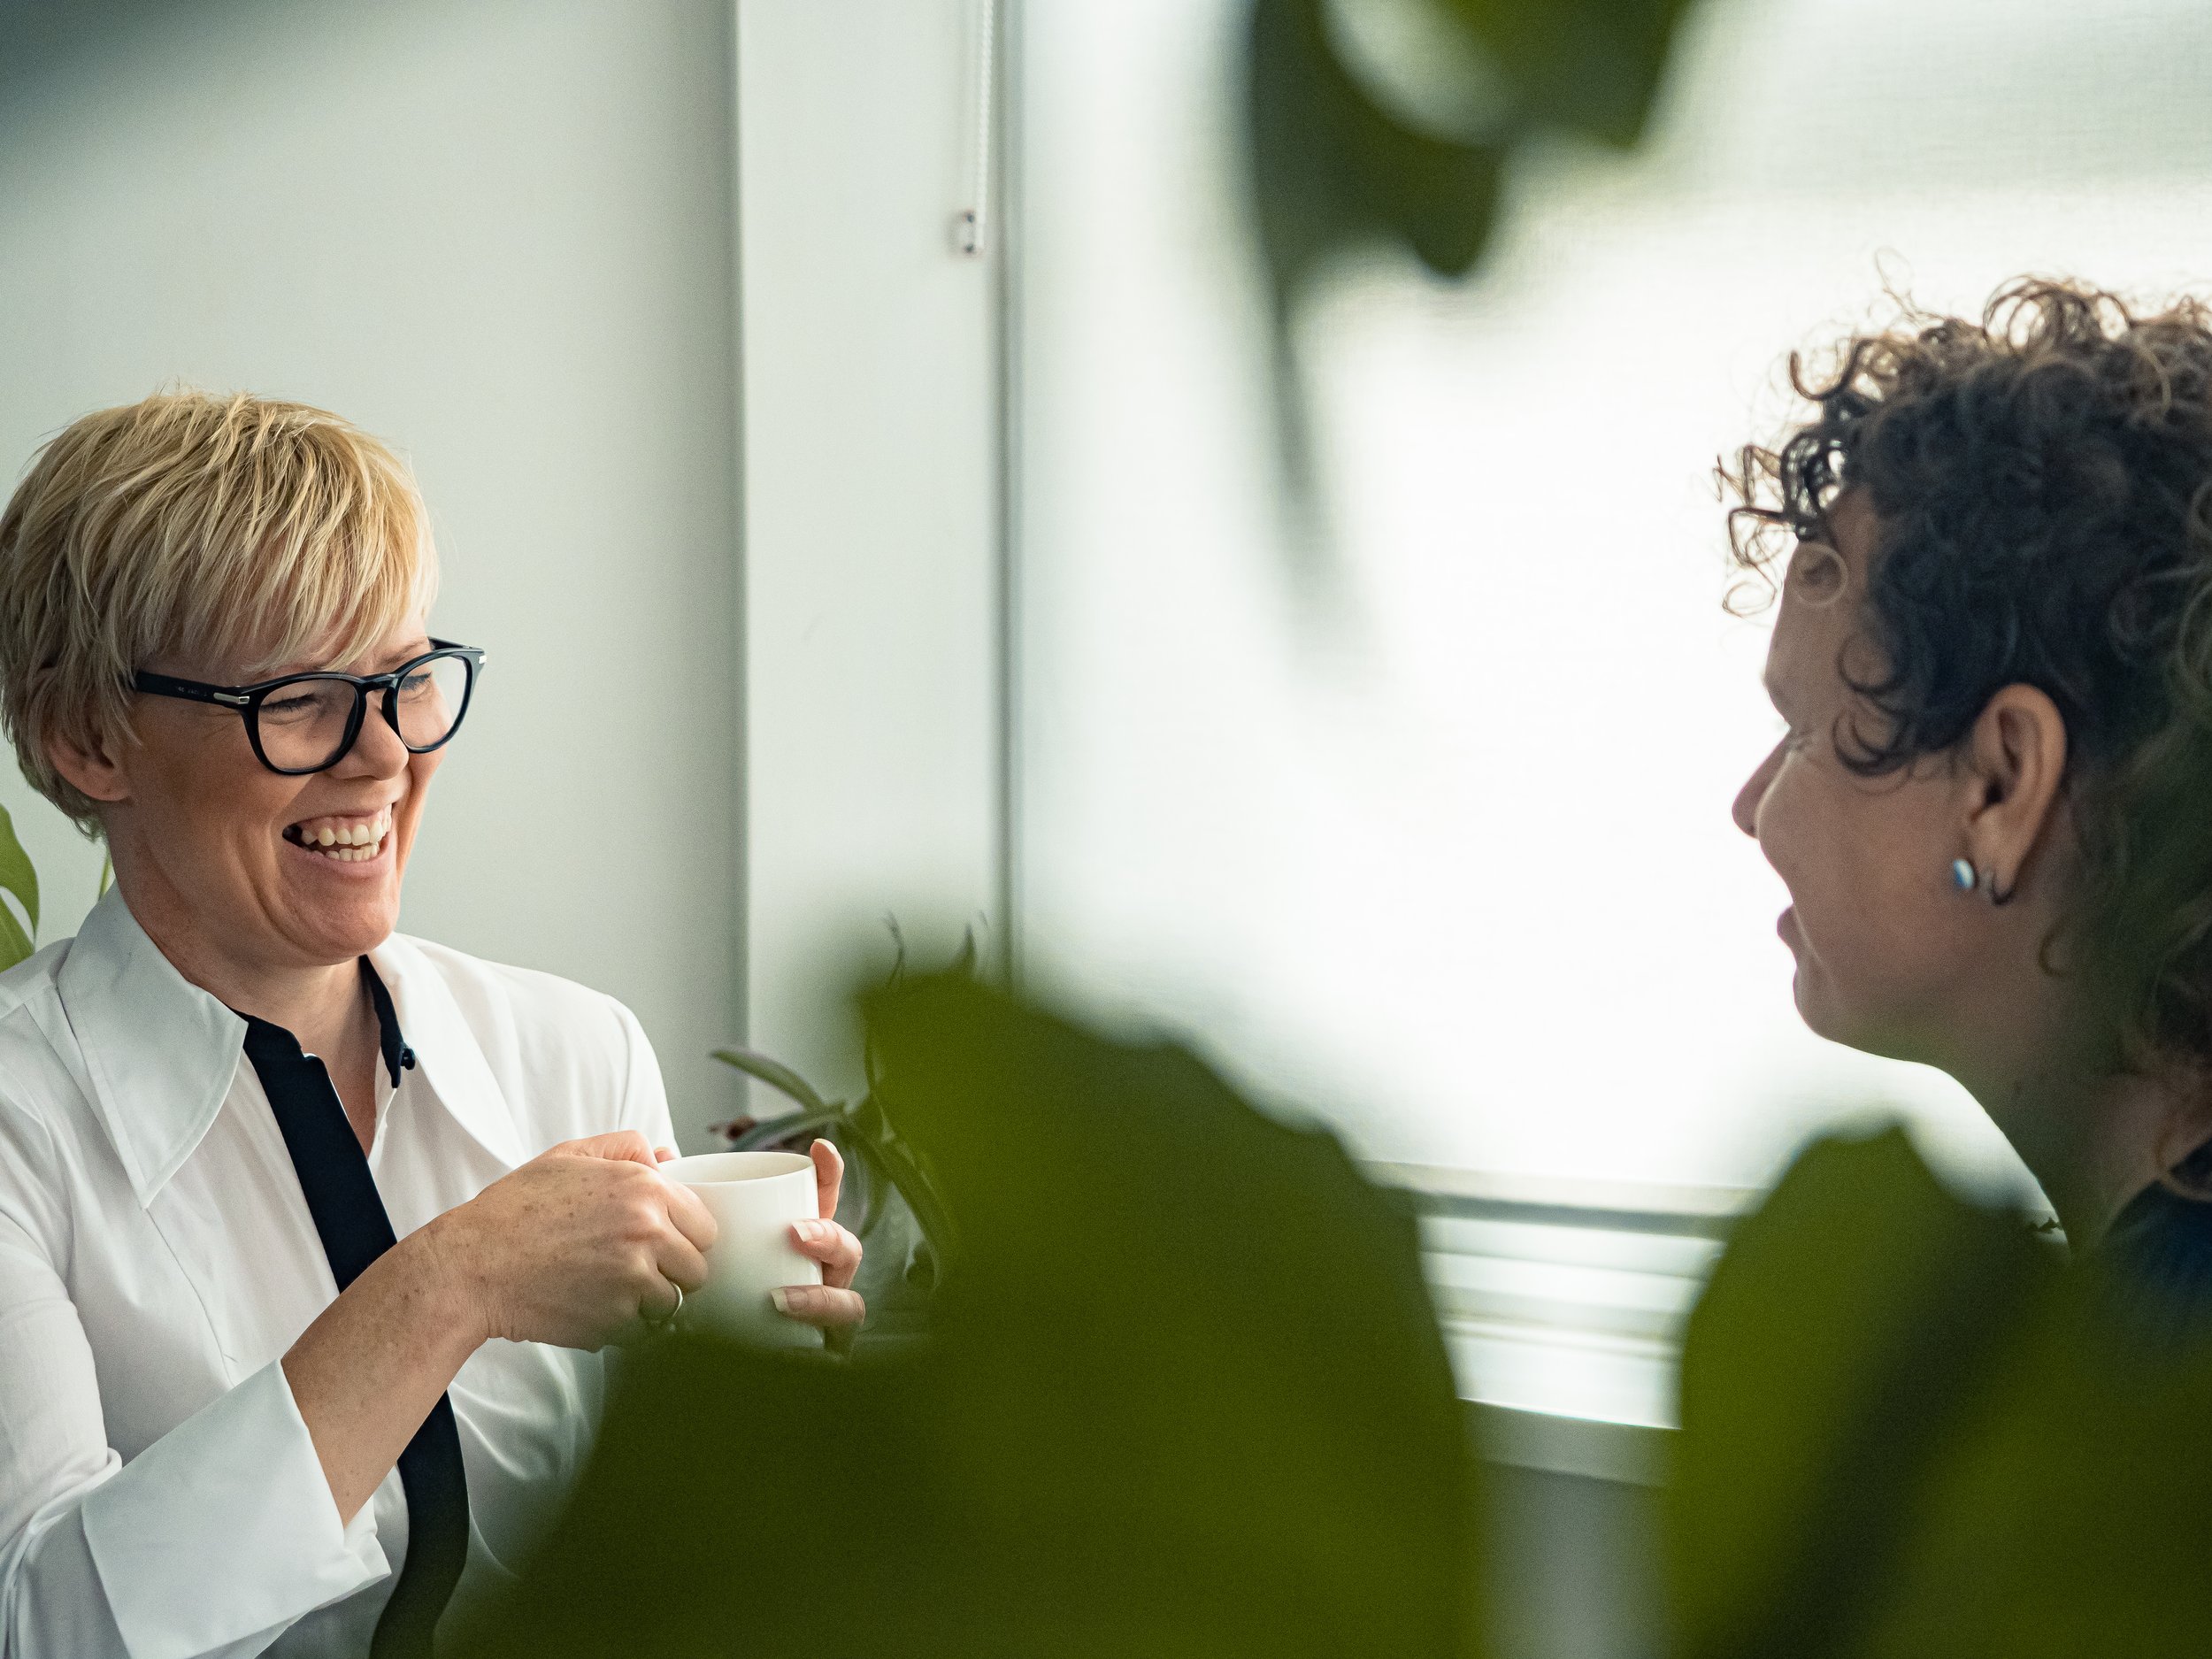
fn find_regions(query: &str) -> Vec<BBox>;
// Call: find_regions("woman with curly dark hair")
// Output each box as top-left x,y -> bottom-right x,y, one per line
1731,279 -> 2212,1292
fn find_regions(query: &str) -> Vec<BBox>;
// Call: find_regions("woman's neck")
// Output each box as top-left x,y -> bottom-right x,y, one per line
120,878 -> 369,1063
1970,1055 -> 2205,1247
215,958 -> 368,1061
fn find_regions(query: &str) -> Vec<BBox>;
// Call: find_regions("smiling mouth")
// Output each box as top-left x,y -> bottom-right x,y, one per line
283,809 -> 394,864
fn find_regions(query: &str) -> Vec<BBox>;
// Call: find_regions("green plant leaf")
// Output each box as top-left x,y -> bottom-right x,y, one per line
0,896 -> 28,973
458,973 -> 1479,1659
1439,0 -> 1696,151
1242,0 -> 1700,580
0,803 -> 39,931
1664,1126 -> 2056,1658
1844,1253 -> 2212,1656
722,1106 -> 844,1151
0,803 -> 37,971
708,1045 -> 836,1115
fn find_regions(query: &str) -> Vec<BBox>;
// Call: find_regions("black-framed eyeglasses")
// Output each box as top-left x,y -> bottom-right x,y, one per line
132,640 -> 487,776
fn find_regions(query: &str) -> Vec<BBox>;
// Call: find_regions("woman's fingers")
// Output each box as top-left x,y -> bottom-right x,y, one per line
790,1217 -> 863,1290
659,1179 -> 719,1253
651,1229 -> 711,1294
549,1130 -> 661,1169
770,1283 -> 866,1329
641,1273 -> 685,1321
809,1138 -> 844,1221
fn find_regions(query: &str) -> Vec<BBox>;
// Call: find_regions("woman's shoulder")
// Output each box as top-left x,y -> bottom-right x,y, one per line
0,937 -> 91,1114
0,940 -> 98,1232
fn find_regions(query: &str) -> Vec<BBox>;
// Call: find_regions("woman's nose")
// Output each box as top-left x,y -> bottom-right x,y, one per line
1732,743 -> 1781,839
340,697 -> 412,776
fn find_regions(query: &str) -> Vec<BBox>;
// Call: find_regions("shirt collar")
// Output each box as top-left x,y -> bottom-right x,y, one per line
365,931 -> 526,1168
58,887 -> 243,1205
58,888 -> 527,1205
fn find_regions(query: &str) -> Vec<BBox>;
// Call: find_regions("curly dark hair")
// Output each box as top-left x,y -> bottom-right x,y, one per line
1727,279 -> 2212,1081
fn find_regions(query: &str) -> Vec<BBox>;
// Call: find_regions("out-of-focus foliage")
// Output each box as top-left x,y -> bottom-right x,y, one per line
0,803 -> 37,971
1669,1126 -> 2212,1659
1243,0 -> 1700,537
456,973 -> 1479,1658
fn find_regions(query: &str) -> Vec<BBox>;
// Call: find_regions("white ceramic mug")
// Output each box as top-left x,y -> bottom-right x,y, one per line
657,1150 -> 823,1348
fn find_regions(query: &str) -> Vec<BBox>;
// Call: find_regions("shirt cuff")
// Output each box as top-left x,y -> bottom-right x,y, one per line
79,1358 -> 388,1659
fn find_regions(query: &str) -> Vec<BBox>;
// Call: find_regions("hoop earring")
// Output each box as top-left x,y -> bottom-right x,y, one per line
1952,856 -> 2014,907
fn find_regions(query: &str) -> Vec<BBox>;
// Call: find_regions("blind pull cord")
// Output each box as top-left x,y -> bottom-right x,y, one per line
956,0 -> 999,257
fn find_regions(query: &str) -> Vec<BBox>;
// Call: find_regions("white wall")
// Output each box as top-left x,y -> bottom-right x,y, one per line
736,0 -> 1003,1106
0,0 -> 748,1143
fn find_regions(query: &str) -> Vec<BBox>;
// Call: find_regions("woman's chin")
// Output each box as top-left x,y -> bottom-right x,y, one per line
276,880 -> 402,962
1793,970 -> 1923,1062
1789,963 -> 1854,1045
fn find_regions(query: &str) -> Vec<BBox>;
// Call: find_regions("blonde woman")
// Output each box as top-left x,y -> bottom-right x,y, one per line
0,393 -> 864,1657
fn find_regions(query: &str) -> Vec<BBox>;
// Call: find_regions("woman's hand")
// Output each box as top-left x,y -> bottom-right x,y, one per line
422,1132 -> 718,1350
772,1140 -> 865,1346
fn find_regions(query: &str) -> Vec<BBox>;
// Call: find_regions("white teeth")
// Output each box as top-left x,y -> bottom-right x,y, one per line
292,816 -> 389,856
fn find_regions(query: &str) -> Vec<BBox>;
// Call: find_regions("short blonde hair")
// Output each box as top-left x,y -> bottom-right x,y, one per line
0,390 -> 437,830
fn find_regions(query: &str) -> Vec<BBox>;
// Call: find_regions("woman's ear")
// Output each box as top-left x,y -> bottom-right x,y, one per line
45,722 -> 132,809
1962,683 -> 2069,899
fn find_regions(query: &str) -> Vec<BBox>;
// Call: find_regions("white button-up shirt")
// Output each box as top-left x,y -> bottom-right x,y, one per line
0,888 -> 677,1658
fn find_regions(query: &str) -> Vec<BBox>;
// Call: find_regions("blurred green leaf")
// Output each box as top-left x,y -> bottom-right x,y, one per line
1246,0 -> 1696,296
459,974 -> 1480,1658
1243,0 -> 1699,569
1438,0 -> 1697,150
1845,1258 -> 2212,1657
1673,1121 -> 2212,1658
1665,1127 -> 2057,1659
1649,1124 -> 2212,1659
0,804 -> 36,971
1248,0 -> 1507,305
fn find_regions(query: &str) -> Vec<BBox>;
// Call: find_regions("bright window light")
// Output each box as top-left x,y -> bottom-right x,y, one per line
1017,0 -> 2212,1201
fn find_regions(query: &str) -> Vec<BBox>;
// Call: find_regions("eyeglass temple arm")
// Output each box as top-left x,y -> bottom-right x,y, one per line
131,672 -> 250,707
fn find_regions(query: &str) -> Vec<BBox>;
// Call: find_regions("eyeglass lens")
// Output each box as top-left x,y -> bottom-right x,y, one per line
256,654 -> 472,772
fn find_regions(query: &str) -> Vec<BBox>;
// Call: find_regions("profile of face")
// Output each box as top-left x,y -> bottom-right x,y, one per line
55,610 -> 448,975
1730,493 -> 2066,1070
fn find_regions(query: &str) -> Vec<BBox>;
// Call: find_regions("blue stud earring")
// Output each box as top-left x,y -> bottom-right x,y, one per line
1951,857 -> 1978,893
